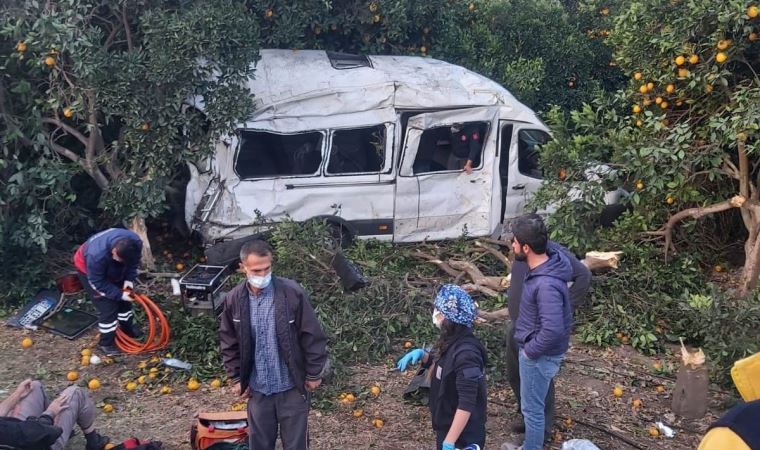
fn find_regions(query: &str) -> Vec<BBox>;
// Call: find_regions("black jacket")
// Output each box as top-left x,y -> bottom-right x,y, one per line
0,416 -> 62,450
426,331 -> 487,446
219,276 -> 328,396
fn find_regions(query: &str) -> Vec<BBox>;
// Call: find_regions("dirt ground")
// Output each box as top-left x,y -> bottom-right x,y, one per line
0,324 -> 727,450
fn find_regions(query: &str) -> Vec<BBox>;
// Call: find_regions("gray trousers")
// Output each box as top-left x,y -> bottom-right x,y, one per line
11,381 -> 96,450
506,321 -> 555,438
247,388 -> 310,450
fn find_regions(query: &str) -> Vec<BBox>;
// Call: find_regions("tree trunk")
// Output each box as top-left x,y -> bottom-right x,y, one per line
129,216 -> 155,271
740,228 -> 760,296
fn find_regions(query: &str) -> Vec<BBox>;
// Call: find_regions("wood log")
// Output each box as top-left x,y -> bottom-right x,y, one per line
474,240 -> 512,271
413,251 -> 464,278
583,251 -> 623,272
448,260 -> 509,291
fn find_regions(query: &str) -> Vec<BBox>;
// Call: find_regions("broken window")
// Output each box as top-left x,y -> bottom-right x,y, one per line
327,125 -> 386,175
517,129 -> 550,179
235,130 -> 323,179
326,51 -> 373,70
412,122 -> 488,174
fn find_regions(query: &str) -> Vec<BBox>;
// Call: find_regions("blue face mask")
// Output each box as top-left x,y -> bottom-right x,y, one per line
248,272 -> 272,289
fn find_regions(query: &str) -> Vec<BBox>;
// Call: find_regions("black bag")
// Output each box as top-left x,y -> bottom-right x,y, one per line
330,251 -> 369,292
0,417 -> 62,450
402,367 -> 432,406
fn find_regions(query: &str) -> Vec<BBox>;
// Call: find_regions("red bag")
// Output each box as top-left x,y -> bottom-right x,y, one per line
190,410 -> 248,450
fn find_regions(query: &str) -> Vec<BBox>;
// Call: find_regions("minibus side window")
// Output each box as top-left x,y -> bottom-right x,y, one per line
412,121 -> 488,174
517,129 -> 550,179
235,130 -> 323,179
327,125 -> 386,174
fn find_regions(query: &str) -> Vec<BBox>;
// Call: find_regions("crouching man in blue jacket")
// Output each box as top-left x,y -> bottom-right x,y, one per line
502,215 -> 573,450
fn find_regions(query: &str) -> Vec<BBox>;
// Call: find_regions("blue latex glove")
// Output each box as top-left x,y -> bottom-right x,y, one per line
442,442 -> 456,450
396,348 -> 425,372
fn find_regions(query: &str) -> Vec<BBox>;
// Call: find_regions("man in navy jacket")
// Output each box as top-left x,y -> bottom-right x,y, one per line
73,228 -> 142,355
503,215 -> 575,450
505,228 -> 590,439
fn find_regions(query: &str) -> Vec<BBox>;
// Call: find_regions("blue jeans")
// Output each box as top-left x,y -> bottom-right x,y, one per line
518,349 -> 564,450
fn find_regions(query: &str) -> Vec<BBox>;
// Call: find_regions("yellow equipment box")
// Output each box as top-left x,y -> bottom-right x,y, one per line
732,351 -> 760,401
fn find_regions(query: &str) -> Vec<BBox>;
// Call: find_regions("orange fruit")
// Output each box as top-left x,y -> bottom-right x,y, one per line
372,418 -> 384,428
21,337 -> 33,349
674,55 -> 685,66
632,398 -> 643,408
103,404 -> 114,413
81,355 -> 90,366
716,52 -> 728,63
558,168 -> 567,179
649,426 -> 660,437
81,348 -> 92,357
666,196 -> 674,205
646,82 -> 654,90
353,409 -> 364,417
88,379 -> 101,390
16,41 -> 27,52
656,385 -> 666,393
149,367 -> 159,373
137,375 -> 147,384
635,181 -> 644,190
613,386 -> 624,398
403,341 -> 413,349
632,104 -> 642,114
175,262 -> 185,272
345,393 -> 356,402
678,68 -> 690,78
187,379 -> 200,391
633,72 -> 642,80
370,385 -> 381,397
126,382 -> 137,391
750,32 -> 759,42
666,84 -> 675,94
468,3 -> 476,12
639,85 -> 648,94
141,122 -> 150,131
44,56 -> 55,67
714,265 -> 724,272
63,108 -> 73,118
660,101 -> 669,109
653,361 -> 662,370
105,444 -> 116,450
600,7 -> 609,15
66,371 -> 79,381
655,96 -> 663,105
688,54 -> 699,64
717,39 -> 732,50
265,9 -> 273,18
160,386 -> 172,395
750,5 -> 760,18
148,372 -> 157,380
635,120 -> 643,127
210,379 -> 222,388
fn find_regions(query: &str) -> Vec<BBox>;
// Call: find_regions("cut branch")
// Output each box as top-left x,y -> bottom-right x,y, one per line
121,5 -> 134,52
413,251 -> 464,278
474,240 -> 511,271
661,196 -> 746,261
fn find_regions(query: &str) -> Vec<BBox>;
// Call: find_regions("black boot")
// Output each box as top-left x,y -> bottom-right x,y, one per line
97,331 -> 121,356
121,322 -> 143,339
84,430 -> 110,450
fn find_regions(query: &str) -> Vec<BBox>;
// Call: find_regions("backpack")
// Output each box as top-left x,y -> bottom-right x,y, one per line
190,411 -> 248,450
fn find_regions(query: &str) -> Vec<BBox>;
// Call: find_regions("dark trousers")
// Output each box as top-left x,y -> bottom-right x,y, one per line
506,321 -> 555,437
247,388 -> 310,450
78,272 -> 135,346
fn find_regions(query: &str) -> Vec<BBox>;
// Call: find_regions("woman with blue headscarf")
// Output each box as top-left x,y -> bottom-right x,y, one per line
397,284 -> 488,450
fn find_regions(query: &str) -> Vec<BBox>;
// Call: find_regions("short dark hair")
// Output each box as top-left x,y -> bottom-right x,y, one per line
240,239 -> 273,261
511,213 -> 548,254
114,238 -> 141,264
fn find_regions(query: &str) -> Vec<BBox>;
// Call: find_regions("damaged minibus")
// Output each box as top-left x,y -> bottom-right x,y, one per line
184,49 -> 625,254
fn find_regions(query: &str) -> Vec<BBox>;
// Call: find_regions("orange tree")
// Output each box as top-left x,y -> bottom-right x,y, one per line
534,0 -> 760,295
0,0 -> 259,271
527,0 -> 760,376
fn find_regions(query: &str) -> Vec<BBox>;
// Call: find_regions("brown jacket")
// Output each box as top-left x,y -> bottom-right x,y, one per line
219,276 -> 328,395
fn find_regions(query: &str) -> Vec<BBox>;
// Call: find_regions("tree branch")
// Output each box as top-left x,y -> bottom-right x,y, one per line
122,5 -> 134,52
661,196 -> 746,261
41,117 -> 89,147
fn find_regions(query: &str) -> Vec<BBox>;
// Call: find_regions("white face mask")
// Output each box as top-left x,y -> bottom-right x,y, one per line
432,309 -> 444,329
248,272 -> 272,289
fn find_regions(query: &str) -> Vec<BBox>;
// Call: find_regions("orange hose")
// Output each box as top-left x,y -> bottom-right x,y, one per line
115,293 -> 170,354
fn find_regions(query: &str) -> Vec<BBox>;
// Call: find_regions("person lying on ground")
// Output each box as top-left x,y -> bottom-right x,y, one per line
0,379 -> 110,450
